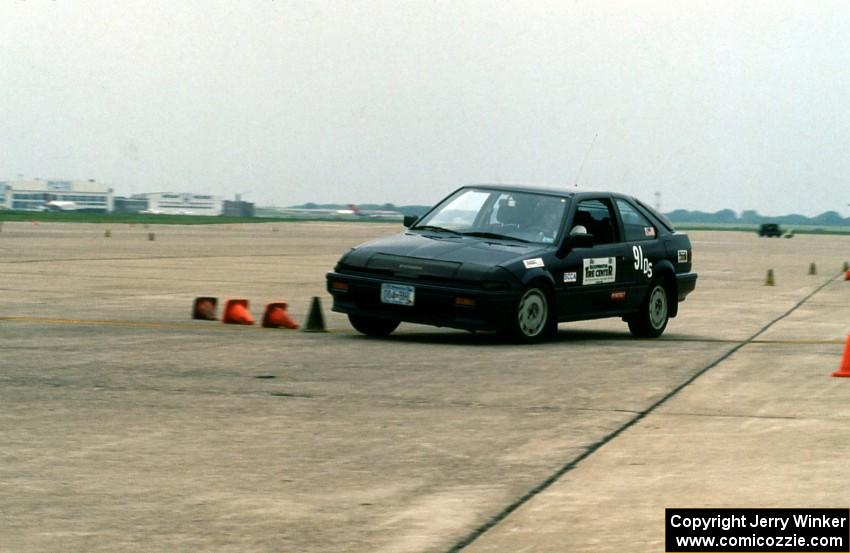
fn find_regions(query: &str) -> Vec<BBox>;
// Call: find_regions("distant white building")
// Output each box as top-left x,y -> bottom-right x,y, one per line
133,192 -> 223,216
0,179 -> 113,211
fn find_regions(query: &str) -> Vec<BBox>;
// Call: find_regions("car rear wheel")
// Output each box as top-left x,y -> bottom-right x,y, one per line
628,280 -> 669,338
348,314 -> 400,337
508,286 -> 555,343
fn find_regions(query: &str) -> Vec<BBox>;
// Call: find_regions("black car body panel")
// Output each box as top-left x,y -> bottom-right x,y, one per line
327,185 -> 697,335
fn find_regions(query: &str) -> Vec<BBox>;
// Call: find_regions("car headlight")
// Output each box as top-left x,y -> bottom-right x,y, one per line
480,267 -> 516,290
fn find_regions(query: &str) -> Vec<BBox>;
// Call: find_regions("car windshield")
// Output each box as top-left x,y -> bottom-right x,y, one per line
413,188 -> 569,244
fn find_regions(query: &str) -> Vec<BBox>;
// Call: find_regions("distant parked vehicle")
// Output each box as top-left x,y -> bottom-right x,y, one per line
758,223 -> 782,237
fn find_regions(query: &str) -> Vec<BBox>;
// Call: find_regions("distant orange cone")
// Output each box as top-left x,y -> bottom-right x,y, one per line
222,299 -> 255,325
192,297 -> 218,320
262,301 -> 299,329
832,336 -> 850,377
845,270 -> 850,281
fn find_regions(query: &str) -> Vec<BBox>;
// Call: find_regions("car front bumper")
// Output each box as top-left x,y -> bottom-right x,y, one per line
326,271 -> 521,331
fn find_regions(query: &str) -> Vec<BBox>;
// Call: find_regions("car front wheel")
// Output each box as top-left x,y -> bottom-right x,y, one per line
508,286 -> 555,343
348,314 -> 400,337
628,280 -> 670,338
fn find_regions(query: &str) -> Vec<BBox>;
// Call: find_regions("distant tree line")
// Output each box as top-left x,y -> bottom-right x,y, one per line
666,208 -> 850,227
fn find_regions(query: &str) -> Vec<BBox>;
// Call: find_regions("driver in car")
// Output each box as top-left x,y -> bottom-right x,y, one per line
514,196 -> 563,243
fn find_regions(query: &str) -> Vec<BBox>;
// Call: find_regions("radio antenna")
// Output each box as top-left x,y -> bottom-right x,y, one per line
573,132 -> 598,188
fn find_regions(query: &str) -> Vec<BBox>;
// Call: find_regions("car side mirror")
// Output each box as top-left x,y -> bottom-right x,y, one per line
558,226 -> 594,256
403,215 -> 418,228
570,232 -> 594,249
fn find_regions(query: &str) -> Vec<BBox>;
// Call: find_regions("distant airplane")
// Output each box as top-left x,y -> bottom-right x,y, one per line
44,200 -> 79,212
276,206 -> 358,217
347,204 -> 403,220
276,204 -> 403,220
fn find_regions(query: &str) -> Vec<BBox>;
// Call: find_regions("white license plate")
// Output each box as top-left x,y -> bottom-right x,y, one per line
380,283 -> 415,306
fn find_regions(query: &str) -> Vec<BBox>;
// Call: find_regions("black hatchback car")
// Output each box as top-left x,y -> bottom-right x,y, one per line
327,185 -> 697,342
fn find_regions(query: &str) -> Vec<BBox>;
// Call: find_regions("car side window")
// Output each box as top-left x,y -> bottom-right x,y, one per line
573,199 -> 618,245
615,199 -> 656,241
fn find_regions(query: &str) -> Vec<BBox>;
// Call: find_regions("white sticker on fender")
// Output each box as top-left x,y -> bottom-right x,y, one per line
523,258 -> 545,269
563,271 -> 577,283
678,250 -> 688,263
583,257 -> 616,285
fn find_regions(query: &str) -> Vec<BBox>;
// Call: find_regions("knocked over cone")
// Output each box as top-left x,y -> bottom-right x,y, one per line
192,297 -> 218,320
223,299 -> 255,325
262,302 -> 299,329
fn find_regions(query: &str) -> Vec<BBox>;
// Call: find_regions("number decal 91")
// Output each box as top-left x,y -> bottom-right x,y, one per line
633,245 -> 653,278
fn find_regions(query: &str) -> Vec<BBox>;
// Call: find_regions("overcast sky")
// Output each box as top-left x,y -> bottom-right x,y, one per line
2,1 -> 848,215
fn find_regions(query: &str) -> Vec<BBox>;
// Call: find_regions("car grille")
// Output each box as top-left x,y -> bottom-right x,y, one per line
338,253 -> 484,288
366,253 -> 460,279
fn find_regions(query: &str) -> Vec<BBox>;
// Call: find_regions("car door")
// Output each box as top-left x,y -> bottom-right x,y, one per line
554,197 -> 635,320
613,197 -> 666,310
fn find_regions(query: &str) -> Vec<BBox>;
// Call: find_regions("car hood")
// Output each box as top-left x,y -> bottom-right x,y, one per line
338,231 -> 549,282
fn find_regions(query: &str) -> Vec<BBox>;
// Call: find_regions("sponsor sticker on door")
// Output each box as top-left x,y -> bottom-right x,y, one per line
582,257 -> 616,285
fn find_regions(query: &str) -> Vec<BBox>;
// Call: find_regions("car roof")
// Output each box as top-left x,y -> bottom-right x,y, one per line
463,183 -> 629,200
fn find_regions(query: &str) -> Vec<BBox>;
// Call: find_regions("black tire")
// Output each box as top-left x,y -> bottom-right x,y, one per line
628,280 -> 670,338
506,286 -> 556,343
348,314 -> 400,337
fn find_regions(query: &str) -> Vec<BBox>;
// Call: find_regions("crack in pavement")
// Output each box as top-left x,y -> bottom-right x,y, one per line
446,271 -> 844,553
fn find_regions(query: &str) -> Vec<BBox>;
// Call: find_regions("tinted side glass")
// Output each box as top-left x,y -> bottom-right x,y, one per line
634,198 -> 675,232
616,199 -> 656,241
573,199 -> 618,245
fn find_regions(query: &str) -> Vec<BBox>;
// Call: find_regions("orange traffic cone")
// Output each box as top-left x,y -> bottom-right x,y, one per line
845,270 -> 850,281
192,297 -> 218,320
222,299 -> 255,325
832,336 -> 850,377
262,302 -> 299,329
